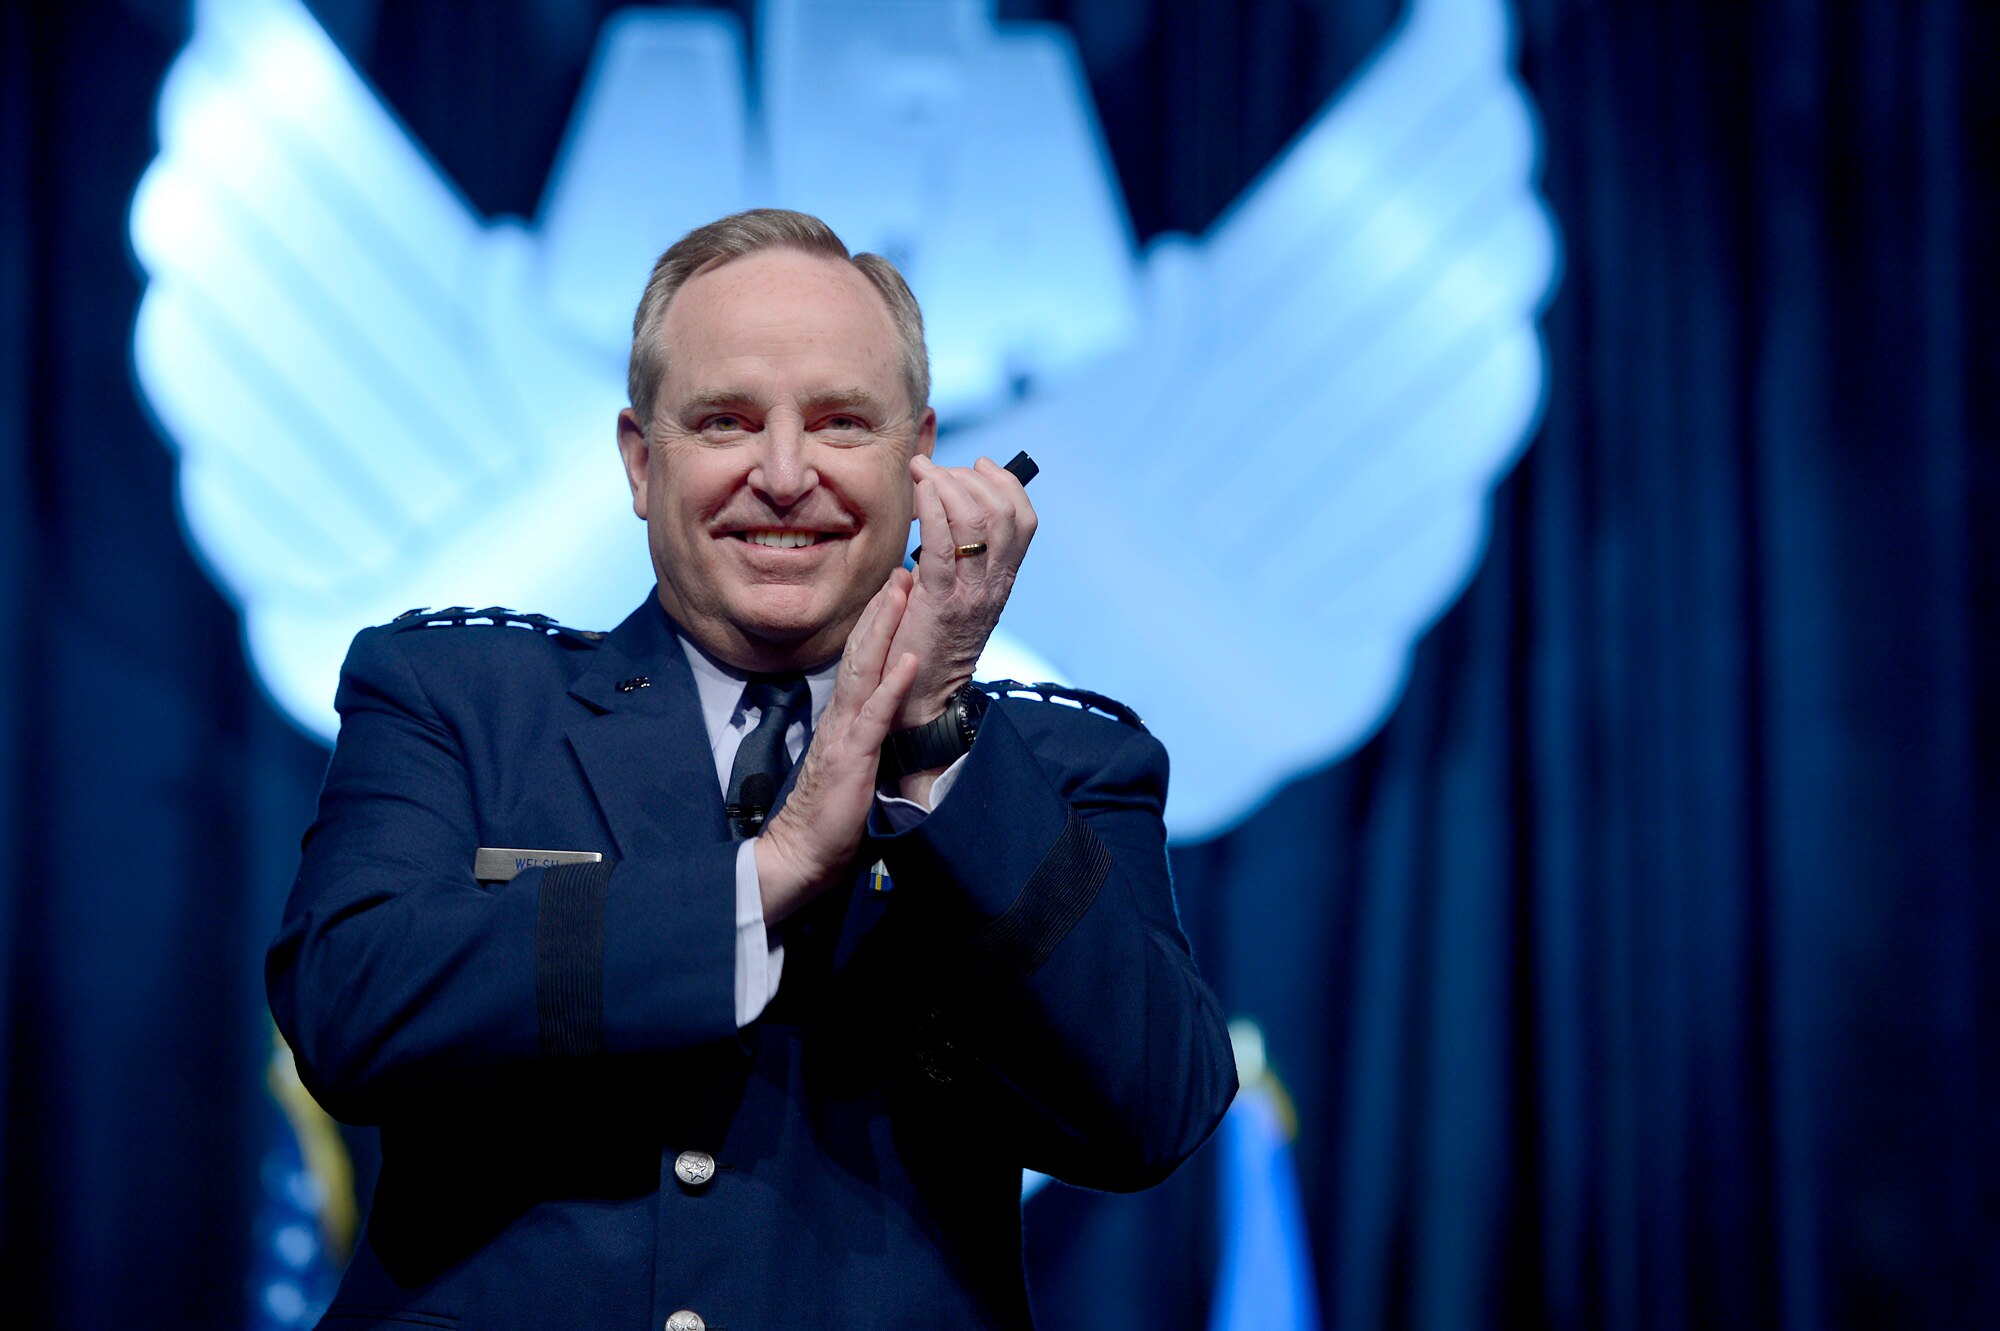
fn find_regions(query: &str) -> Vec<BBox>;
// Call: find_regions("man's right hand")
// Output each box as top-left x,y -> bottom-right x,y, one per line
754,569 -> 919,924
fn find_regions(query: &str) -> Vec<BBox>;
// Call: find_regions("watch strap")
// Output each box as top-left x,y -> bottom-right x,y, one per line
881,684 -> 988,780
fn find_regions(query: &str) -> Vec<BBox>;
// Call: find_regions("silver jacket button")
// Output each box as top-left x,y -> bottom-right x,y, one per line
674,1150 -> 716,1188
665,1312 -> 705,1331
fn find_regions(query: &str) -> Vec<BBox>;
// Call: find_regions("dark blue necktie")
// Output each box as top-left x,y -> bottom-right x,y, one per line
725,674 -> 810,840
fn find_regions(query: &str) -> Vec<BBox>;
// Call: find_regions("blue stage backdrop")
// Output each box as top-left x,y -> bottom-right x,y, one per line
2,1 -> 1995,1328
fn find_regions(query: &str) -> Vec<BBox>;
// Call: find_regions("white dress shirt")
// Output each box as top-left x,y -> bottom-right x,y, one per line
676,635 -> 968,1025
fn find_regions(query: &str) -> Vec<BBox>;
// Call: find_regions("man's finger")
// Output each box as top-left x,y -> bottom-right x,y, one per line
912,460 -> 959,591
854,652 -> 920,745
976,455 -> 1040,547
973,455 -> 1037,535
834,575 -> 908,713
916,458 -> 1010,573
934,464 -> 1013,567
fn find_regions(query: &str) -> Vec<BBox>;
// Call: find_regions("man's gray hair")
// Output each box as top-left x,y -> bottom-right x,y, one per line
627,208 -> 930,427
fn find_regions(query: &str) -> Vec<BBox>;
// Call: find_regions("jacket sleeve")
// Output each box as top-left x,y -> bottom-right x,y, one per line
871,702 -> 1238,1191
266,628 -> 741,1125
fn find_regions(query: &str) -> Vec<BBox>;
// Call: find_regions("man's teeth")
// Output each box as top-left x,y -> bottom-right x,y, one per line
743,531 -> 820,548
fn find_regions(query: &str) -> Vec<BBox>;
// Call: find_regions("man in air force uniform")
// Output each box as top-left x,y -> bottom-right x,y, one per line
269,209 -> 1236,1330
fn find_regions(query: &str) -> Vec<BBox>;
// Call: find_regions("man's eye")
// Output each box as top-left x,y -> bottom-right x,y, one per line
822,415 -> 865,431
702,414 -> 746,432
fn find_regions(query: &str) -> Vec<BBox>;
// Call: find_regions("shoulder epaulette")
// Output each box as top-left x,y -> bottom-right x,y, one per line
976,679 -> 1148,733
388,605 -> 607,643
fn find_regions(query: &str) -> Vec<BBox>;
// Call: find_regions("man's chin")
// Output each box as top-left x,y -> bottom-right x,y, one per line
721,597 -> 859,667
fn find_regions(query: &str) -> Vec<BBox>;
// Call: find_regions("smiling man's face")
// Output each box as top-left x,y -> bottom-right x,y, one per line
617,247 -> 935,672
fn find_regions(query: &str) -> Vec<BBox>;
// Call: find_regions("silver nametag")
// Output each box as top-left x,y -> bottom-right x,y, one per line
474,847 -> 604,883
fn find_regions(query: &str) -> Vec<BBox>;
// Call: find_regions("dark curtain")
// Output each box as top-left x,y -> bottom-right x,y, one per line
3,1 -> 1992,1328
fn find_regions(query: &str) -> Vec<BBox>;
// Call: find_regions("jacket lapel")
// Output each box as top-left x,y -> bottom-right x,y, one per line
565,597 -> 728,857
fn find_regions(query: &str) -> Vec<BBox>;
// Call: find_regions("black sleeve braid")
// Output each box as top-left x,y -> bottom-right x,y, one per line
968,810 -> 1112,977
535,859 -> 613,1057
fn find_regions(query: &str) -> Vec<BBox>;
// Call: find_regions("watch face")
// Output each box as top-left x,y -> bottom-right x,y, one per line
958,684 -> 989,745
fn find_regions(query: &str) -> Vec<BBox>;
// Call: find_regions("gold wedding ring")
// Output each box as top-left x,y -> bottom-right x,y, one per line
953,542 -> 989,559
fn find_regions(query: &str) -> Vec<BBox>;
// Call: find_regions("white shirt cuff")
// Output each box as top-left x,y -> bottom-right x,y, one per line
874,753 -> 968,830
733,839 -> 784,1026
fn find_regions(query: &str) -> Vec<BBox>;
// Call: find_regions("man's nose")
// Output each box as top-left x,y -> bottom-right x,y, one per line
750,417 -> 818,506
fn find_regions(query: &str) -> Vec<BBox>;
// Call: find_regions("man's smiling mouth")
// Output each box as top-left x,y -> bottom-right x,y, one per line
730,529 -> 846,548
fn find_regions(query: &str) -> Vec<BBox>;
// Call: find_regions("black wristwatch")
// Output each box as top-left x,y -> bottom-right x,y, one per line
880,683 -> 989,781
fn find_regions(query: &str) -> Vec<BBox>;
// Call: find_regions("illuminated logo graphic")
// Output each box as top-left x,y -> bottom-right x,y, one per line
132,0 -> 1559,839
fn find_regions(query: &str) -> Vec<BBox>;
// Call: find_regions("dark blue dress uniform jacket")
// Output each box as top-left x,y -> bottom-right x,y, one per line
267,595 -> 1236,1330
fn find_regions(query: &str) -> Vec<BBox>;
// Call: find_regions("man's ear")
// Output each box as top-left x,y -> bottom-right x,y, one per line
616,408 -> 650,518
913,407 -> 937,460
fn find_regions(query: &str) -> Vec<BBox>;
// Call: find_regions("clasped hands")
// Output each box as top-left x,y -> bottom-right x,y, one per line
755,455 -> 1035,923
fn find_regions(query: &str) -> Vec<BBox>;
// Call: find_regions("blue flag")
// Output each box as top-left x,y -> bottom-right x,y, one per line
250,1026 -> 355,1330
1210,1024 -> 1323,1331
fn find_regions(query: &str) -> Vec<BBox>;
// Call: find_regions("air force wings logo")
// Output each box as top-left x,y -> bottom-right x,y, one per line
132,0 -> 1559,840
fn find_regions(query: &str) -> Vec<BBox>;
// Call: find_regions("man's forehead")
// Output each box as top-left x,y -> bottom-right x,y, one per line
656,250 -> 905,410
668,249 -> 892,334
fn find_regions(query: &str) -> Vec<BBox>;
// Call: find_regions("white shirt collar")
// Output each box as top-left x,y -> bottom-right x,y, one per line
676,633 -> 837,747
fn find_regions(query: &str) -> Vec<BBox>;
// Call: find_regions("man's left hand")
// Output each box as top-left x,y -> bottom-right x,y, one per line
887,453 -> 1037,731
